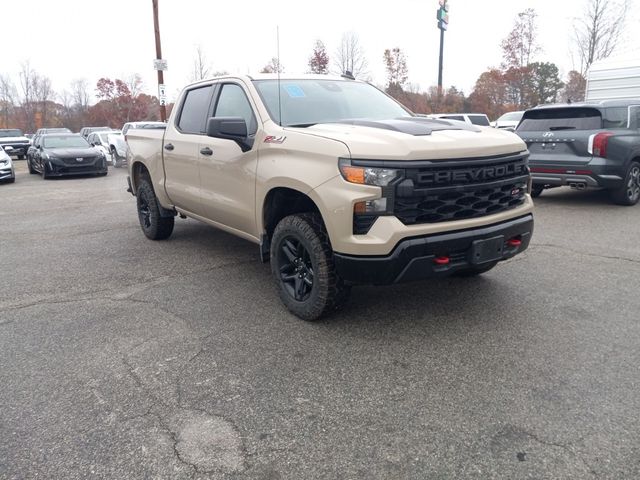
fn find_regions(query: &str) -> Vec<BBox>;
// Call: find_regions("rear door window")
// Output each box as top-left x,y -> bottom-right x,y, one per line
517,108 -> 602,131
178,85 -> 214,134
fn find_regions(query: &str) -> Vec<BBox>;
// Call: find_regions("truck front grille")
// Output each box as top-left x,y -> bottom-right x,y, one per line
392,153 -> 529,225
61,156 -> 98,166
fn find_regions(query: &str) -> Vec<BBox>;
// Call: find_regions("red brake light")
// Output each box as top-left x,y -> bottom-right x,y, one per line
592,132 -> 614,158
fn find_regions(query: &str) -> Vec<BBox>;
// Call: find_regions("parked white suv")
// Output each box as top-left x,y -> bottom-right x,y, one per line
430,113 -> 491,127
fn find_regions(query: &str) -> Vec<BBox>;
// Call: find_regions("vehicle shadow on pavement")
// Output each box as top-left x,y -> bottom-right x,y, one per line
322,275 -> 508,331
533,186 -> 613,206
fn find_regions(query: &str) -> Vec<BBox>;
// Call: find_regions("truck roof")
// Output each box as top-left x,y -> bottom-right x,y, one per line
531,99 -> 640,110
189,73 -> 364,86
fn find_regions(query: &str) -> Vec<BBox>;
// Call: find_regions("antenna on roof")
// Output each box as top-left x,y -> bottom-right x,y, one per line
341,70 -> 355,80
277,26 -> 282,127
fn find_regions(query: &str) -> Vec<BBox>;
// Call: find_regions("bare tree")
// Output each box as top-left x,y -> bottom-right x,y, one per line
333,32 -> 369,78
125,74 -> 143,98
0,74 -> 17,128
501,8 -> 541,69
19,62 -> 39,132
71,78 -> 90,111
33,73 -> 54,127
260,57 -> 284,74
191,44 -> 211,81
572,0 -> 630,75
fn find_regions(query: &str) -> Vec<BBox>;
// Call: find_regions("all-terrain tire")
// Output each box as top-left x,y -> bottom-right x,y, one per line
111,147 -> 122,168
610,161 -> 640,206
136,178 -> 174,240
271,213 -> 350,321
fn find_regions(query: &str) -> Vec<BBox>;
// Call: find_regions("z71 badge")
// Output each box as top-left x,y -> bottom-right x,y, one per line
264,136 -> 286,144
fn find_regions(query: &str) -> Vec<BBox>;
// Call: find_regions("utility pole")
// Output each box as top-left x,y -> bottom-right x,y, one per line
152,0 -> 167,122
436,0 -> 449,110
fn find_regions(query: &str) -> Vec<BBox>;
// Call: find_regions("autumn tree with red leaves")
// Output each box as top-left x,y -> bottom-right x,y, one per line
91,76 -> 158,127
308,40 -> 329,74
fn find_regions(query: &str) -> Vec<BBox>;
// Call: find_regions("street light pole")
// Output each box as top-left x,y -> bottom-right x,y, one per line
438,27 -> 444,94
436,0 -> 449,111
152,0 -> 166,122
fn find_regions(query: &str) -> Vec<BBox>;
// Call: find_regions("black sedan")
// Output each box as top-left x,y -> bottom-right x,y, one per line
28,134 -> 108,179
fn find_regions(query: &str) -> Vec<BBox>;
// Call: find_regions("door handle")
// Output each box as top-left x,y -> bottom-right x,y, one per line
200,147 -> 213,156
164,143 -> 174,151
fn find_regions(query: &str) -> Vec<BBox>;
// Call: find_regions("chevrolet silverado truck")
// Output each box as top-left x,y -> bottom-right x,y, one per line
516,100 -> 640,205
126,74 -> 534,320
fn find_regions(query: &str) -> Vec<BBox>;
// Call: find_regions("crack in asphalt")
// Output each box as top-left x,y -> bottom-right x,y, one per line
531,243 -> 640,266
0,257 -> 255,316
520,430 -> 598,478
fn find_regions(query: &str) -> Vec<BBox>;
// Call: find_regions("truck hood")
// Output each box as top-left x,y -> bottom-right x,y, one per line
289,118 -> 526,160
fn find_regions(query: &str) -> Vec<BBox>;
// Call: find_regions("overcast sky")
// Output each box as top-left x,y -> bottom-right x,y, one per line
2,0 -> 639,102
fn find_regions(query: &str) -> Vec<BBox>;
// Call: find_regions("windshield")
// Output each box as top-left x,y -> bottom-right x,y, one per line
42,128 -> 71,134
43,135 -> 90,148
253,79 -> 411,127
498,112 -> 523,122
0,129 -> 24,137
99,132 -> 120,142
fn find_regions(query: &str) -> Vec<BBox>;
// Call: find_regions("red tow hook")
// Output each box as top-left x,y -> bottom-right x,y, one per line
507,237 -> 522,248
434,256 -> 450,265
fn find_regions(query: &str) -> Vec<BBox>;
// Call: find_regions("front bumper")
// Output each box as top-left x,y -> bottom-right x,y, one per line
0,143 -> 29,156
530,157 -> 625,189
44,157 -> 108,176
334,214 -> 533,285
0,167 -> 14,181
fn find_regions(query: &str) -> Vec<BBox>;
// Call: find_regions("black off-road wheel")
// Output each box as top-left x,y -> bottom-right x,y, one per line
136,178 -> 174,240
610,161 -> 640,206
271,213 -> 350,321
454,261 -> 498,277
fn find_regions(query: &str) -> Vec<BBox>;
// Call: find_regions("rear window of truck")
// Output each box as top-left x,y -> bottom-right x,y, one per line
517,107 -> 628,131
468,115 -> 490,126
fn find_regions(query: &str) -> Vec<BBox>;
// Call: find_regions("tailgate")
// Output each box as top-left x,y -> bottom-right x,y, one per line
516,107 -> 603,166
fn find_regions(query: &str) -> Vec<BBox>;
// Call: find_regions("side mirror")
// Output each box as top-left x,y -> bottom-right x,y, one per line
206,117 -> 253,152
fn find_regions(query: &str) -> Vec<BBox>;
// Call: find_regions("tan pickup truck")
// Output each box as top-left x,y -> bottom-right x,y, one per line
126,74 -> 534,320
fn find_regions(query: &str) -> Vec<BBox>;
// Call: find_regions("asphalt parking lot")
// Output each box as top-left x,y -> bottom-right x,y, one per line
1,161 -> 639,479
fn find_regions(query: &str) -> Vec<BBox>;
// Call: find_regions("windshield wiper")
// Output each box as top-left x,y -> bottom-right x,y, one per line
286,123 -> 317,128
549,126 -> 576,131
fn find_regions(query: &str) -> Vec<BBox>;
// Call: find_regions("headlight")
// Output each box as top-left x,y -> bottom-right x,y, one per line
339,159 -> 398,187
